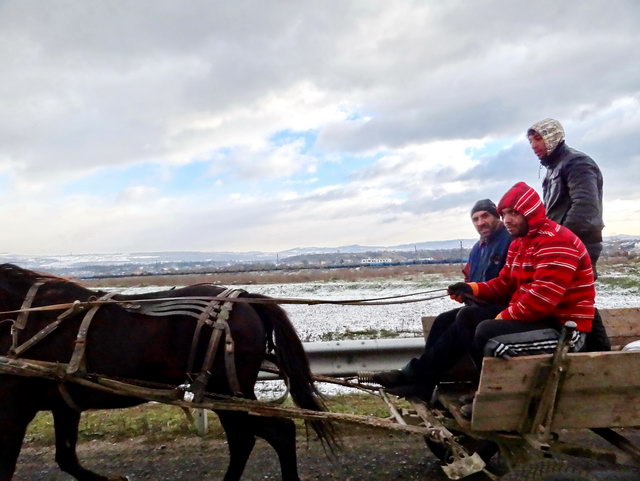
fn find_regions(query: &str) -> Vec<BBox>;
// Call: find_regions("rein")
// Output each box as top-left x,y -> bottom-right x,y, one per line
0,289 -> 450,317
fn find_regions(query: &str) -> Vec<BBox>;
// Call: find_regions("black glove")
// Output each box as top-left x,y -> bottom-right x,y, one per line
447,282 -> 472,297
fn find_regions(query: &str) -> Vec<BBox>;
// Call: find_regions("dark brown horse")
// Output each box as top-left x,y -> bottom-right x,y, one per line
0,264 -> 335,481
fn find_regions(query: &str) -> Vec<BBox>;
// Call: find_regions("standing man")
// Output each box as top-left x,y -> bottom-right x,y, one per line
528,118 -> 608,351
372,198 -> 511,390
527,118 -> 604,271
371,182 -> 595,401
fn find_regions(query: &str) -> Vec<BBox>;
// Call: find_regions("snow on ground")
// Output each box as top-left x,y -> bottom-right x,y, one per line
113,274 -> 458,342
113,269 -> 640,342
108,268 -> 640,397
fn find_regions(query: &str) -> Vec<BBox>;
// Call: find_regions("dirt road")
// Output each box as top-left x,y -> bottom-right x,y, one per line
15,430 -> 472,481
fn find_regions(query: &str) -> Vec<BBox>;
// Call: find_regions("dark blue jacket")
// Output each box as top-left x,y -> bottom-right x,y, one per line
463,223 -> 512,282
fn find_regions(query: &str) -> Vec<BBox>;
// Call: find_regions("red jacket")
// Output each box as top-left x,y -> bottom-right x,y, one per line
469,182 -> 595,332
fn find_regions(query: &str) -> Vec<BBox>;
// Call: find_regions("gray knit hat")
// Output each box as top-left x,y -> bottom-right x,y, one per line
527,118 -> 565,155
470,199 -> 498,218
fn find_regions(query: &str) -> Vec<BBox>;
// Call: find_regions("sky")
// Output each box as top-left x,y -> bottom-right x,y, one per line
1,0 -> 639,255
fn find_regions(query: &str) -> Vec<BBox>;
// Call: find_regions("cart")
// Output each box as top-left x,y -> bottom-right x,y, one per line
382,308 -> 640,480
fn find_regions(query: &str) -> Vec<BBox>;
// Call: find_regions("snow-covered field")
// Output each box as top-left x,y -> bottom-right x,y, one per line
110,265 -> 640,342
106,265 -> 640,396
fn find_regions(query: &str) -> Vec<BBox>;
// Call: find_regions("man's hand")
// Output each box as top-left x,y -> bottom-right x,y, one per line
447,282 -> 472,303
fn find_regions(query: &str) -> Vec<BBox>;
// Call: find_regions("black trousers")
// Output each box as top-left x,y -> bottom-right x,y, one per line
403,304 -> 582,392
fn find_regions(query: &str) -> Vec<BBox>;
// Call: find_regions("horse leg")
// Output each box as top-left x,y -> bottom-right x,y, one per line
253,416 -> 300,481
52,404 -> 127,481
217,410 -> 257,481
0,397 -> 37,481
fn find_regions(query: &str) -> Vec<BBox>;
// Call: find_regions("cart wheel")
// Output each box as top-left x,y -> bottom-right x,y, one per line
500,459 -> 598,481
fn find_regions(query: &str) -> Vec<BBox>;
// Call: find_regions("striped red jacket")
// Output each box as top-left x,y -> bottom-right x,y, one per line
469,182 -> 595,332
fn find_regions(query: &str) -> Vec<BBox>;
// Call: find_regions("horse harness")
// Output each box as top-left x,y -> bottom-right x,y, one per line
123,287 -> 246,403
4,281 -> 247,408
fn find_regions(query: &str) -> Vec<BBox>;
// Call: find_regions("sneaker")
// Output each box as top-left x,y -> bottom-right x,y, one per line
371,369 -> 407,388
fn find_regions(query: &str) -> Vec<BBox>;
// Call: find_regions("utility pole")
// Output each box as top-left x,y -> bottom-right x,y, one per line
460,240 -> 464,265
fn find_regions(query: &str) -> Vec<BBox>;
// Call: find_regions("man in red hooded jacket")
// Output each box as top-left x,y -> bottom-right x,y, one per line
372,182 -> 595,401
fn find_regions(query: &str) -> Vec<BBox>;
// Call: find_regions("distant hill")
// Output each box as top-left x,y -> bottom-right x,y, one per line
1,234 -> 637,278
278,239 -> 476,257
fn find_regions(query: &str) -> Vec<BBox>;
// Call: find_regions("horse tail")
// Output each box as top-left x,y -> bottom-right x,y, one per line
249,295 -> 338,451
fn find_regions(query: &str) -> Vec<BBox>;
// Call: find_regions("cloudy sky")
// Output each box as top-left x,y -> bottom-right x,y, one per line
1,1 -> 638,255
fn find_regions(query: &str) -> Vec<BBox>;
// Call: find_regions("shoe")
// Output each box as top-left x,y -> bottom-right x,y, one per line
460,403 -> 473,420
371,369 -> 408,388
386,384 -> 431,402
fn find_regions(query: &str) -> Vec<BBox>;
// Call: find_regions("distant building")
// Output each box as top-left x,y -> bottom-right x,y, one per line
361,258 -> 392,264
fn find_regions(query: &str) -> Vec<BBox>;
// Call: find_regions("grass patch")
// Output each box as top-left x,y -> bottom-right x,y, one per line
23,393 -> 397,445
597,276 -> 640,292
25,403 -> 225,445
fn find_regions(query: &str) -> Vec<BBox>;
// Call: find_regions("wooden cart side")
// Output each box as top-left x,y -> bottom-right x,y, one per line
471,351 -> 640,432
600,307 -> 640,348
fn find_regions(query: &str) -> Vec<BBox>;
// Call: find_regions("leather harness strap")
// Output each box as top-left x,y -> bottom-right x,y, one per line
220,293 -> 243,396
187,288 -> 245,403
67,292 -> 118,376
9,281 -> 45,356
10,301 -> 86,358
186,289 -> 236,375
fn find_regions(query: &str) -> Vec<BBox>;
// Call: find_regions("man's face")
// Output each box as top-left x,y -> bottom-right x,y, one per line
528,132 -> 547,159
501,208 -> 529,237
471,210 -> 501,239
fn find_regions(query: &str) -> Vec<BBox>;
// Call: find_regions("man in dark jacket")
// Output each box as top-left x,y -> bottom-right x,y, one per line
463,199 -> 512,283
528,118 -> 609,351
372,198 -> 511,393
527,118 -> 604,269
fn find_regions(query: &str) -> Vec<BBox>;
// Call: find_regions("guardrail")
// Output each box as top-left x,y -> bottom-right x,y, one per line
274,337 -> 425,378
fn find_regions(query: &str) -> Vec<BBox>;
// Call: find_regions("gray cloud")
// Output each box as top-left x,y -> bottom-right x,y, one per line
0,0 -> 639,253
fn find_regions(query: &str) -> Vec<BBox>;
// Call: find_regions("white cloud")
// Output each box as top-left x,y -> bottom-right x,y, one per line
0,0 -> 639,254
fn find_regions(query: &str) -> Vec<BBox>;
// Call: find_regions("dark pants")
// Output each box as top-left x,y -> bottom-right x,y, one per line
403,304 -> 584,393
585,242 -> 602,280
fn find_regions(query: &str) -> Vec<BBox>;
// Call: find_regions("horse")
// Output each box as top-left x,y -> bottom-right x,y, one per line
0,263 -> 336,481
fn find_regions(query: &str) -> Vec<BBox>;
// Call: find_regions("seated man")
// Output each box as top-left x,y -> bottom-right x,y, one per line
372,182 -> 595,402
463,198 -> 512,284
393,199 -> 510,372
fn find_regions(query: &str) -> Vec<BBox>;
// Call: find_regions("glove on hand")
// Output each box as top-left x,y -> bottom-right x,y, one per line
447,282 -> 472,303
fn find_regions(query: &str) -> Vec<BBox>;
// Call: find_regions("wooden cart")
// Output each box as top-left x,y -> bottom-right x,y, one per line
390,308 -> 640,480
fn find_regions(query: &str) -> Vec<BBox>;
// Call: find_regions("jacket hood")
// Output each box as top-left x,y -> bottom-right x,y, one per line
527,118 -> 565,156
497,182 -> 547,233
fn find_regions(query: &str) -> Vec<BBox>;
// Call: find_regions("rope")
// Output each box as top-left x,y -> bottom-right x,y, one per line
0,289 -> 449,316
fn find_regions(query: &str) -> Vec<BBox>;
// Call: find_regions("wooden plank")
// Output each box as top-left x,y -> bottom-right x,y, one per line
600,308 -> 640,338
436,384 -> 473,430
471,351 -> 640,432
421,316 -> 435,340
